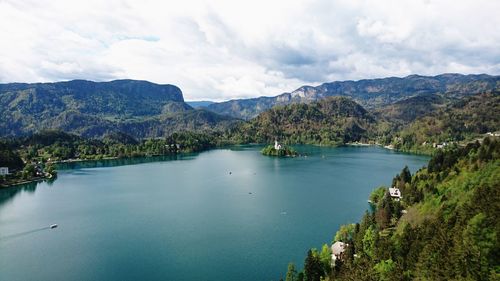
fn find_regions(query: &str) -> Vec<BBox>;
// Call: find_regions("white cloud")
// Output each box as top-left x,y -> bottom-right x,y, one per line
0,0 -> 499,100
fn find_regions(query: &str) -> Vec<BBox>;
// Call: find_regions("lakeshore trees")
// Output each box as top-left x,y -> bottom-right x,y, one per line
285,138 -> 500,281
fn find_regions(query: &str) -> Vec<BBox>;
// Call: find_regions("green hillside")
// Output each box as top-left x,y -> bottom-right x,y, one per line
229,97 -> 376,145
385,93 -> 500,153
0,80 -> 238,138
284,137 -> 500,281
374,94 -> 448,124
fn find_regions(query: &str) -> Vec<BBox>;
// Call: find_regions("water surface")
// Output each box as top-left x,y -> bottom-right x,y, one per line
0,146 -> 428,281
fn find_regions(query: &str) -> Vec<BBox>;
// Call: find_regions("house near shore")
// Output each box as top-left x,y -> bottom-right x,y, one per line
389,187 -> 402,201
0,167 -> 9,175
331,241 -> 347,266
34,165 -> 44,177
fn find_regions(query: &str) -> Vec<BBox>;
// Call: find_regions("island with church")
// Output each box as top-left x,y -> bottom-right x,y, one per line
261,140 -> 298,157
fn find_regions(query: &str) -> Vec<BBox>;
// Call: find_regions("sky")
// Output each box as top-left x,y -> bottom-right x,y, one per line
0,0 -> 499,101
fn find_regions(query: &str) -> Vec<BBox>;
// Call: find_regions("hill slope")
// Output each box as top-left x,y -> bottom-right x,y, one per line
0,79 -> 238,138
374,93 -> 448,124
388,93 -> 500,152
284,137 -> 500,281
207,74 -> 500,119
229,97 -> 376,145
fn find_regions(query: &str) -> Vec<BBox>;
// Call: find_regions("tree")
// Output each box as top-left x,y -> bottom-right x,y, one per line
0,145 -> 24,170
285,263 -> 297,281
463,213 -> 497,280
45,163 -> 57,177
373,259 -> 396,281
334,224 -> 355,243
375,193 -> 393,229
400,166 -> 412,184
304,249 -> 323,281
22,164 -> 35,179
369,187 -> 387,205
363,226 -> 377,258
319,244 -> 332,273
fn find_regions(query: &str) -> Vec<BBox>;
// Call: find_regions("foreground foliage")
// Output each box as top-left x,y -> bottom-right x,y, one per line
284,138 -> 500,281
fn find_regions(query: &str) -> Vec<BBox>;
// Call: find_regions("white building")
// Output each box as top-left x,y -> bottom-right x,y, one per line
331,241 -> 347,266
389,187 -> 402,201
274,140 -> 282,150
0,167 -> 9,175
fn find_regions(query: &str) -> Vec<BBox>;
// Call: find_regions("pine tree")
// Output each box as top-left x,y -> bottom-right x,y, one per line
304,250 -> 323,281
285,263 -> 297,281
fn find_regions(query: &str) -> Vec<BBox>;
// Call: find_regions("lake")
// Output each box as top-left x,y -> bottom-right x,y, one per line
0,146 -> 428,281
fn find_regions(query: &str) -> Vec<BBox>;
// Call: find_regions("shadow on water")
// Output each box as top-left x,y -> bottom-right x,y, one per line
0,226 -> 52,242
0,154 -> 201,208
56,153 -> 199,170
0,181 -> 39,207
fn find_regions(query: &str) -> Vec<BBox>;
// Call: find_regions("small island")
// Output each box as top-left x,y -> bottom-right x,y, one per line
261,141 -> 298,157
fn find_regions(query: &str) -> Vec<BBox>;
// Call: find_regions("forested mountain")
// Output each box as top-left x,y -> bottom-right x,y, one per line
387,93 -> 500,153
1,75 -> 498,147
374,94 -> 448,124
6,130 -> 221,162
284,137 -> 500,281
225,90 -> 499,154
207,74 -> 500,119
0,79 -> 239,138
229,97 -> 377,145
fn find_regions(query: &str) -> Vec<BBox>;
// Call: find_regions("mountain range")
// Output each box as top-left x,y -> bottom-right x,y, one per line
207,73 -> 500,119
0,79 -> 237,138
1,73 -> 499,140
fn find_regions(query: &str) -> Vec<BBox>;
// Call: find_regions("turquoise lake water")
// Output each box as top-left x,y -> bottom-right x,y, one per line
0,146 -> 428,281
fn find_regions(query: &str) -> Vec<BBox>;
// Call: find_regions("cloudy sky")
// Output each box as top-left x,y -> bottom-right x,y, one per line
1,0 -> 499,101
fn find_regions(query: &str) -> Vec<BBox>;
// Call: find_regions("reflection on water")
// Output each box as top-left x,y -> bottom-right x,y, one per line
0,182 -> 38,206
0,154 -> 200,206
55,153 -> 198,170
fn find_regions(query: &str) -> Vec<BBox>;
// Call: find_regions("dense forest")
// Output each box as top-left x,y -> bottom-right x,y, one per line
226,92 -> 499,154
0,130 -> 221,187
14,130 -> 220,161
0,79 -> 239,138
282,138 -> 500,281
383,93 -> 500,154
228,97 -> 377,145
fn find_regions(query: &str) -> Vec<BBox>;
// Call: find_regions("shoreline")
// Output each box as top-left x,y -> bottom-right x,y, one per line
0,144 -> 431,190
0,176 -> 48,189
52,156 -> 119,164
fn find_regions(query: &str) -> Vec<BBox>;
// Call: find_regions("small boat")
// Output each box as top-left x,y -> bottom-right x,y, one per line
50,224 -> 58,229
